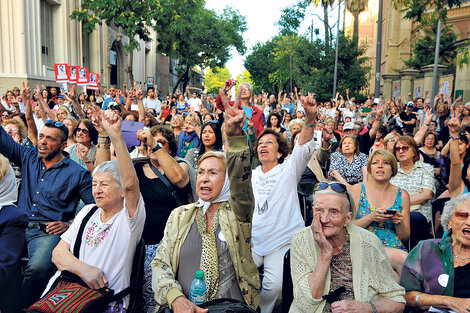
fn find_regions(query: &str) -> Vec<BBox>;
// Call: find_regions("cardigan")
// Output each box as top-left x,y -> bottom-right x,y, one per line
289,223 -> 406,313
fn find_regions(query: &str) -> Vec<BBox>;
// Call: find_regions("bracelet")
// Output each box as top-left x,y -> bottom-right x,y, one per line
98,135 -> 109,138
85,161 -> 92,164
415,292 -> 423,309
152,143 -> 163,153
304,121 -> 315,127
368,302 -> 378,313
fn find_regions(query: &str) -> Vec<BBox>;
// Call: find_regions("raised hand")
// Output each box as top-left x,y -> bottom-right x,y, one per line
424,108 -> 434,125
219,85 -> 245,137
303,95 -> 318,120
448,117 -> 461,137
100,109 -> 122,136
76,143 -> 90,161
88,106 -> 105,134
22,81 -> 31,99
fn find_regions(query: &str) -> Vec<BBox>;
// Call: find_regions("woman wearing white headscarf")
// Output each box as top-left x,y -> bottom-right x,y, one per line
0,154 -> 28,313
152,88 -> 260,312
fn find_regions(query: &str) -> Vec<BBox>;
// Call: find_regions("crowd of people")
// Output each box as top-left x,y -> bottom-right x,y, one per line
0,79 -> 470,313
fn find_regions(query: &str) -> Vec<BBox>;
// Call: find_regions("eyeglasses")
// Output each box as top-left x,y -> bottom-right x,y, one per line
156,139 -> 169,145
4,126 -> 19,133
395,146 -> 410,153
76,127 -> 89,134
454,211 -> 470,220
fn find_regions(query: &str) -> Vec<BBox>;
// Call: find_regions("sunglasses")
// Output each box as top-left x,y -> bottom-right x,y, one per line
45,119 -> 68,135
4,127 -> 19,133
314,182 -> 352,209
455,211 -> 470,220
395,146 -> 410,153
76,127 -> 89,134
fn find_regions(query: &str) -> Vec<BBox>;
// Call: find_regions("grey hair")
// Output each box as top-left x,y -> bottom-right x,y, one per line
288,118 -> 305,131
441,193 -> 470,233
92,160 -> 121,190
238,82 -> 253,93
311,182 -> 355,213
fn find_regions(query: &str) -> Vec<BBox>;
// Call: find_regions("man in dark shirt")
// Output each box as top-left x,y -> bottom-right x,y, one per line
0,120 -> 93,307
400,102 -> 417,134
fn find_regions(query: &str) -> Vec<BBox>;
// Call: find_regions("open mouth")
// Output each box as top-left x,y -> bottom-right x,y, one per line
463,228 -> 470,238
199,186 -> 212,195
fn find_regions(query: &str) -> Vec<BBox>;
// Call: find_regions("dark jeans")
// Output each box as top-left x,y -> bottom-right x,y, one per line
21,223 -> 61,308
409,212 -> 432,250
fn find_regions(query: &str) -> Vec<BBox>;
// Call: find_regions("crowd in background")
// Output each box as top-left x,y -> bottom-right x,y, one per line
1,79 -> 470,313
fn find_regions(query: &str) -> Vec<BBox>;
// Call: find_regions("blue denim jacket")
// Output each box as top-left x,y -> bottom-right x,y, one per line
0,126 -> 94,222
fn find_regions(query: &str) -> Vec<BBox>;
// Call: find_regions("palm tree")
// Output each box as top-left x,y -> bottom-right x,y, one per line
308,0 -> 335,48
346,0 -> 368,44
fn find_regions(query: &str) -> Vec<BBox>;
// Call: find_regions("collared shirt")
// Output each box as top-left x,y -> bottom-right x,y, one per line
0,125 -> 94,222
390,161 -> 435,221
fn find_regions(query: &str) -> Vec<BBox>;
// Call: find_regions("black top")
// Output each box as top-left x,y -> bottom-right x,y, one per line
400,111 -> 416,134
454,261 -> 470,298
135,162 -> 191,245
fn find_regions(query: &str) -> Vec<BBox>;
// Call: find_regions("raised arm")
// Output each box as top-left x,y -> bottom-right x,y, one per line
67,85 -> 86,119
414,108 -> 433,145
369,105 -> 384,140
448,118 -> 463,198
298,96 -> 317,145
99,110 -> 140,216
22,82 -> 38,146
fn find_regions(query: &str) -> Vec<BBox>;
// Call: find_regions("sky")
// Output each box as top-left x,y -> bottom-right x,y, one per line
204,0 -> 342,78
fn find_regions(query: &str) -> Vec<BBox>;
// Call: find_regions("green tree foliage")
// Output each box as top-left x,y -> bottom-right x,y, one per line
244,33 -> 370,102
244,40 -> 279,94
395,0 -> 462,23
404,20 -> 458,71
235,70 -> 256,92
276,2 -> 308,36
204,67 -> 231,94
153,0 -> 247,92
70,0 -> 159,82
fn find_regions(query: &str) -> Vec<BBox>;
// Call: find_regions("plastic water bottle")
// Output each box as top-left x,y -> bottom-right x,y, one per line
189,269 -> 206,305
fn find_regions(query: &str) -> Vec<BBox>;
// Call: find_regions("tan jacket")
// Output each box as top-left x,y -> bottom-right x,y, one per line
151,135 -> 260,310
306,143 -> 331,182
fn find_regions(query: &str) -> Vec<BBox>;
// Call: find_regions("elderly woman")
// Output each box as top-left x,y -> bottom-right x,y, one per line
390,136 -> 435,249
0,154 -> 28,313
152,90 -> 260,312
351,149 -> 411,278
400,193 -> 470,312
329,135 -> 368,188
43,110 -> 145,312
289,182 -> 406,313
251,96 -> 317,313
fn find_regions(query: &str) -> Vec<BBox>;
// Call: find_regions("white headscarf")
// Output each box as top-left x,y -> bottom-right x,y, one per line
195,171 -> 231,214
0,165 -> 18,210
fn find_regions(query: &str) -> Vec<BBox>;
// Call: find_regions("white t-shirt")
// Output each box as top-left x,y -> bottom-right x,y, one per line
143,97 -> 162,114
43,196 -> 146,308
251,138 -> 315,256
188,97 -> 202,112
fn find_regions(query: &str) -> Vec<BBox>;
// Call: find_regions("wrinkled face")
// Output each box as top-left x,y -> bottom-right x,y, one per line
313,194 -> 352,238
370,155 -> 393,181
202,125 -> 216,148
257,133 -> 280,165
395,141 -> 414,163
196,157 -> 226,202
449,201 -> 470,247
62,119 -> 75,137
291,124 -> 301,134
92,172 -> 123,211
37,127 -> 66,161
341,137 -> 356,154
4,123 -> 21,140
425,134 -> 435,147
76,122 -> 91,144
56,109 -> 67,122
239,84 -> 251,100
184,118 -> 195,133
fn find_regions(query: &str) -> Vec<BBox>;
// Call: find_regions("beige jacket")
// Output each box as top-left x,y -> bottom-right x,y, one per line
289,224 -> 405,313
151,135 -> 260,310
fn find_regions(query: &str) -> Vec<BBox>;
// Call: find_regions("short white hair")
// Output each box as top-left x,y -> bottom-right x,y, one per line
93,160 -> 121,190
441,193 -> 470,233
288,118 -> 305,131
238,82 -> 253,93
312,182 -> 355,213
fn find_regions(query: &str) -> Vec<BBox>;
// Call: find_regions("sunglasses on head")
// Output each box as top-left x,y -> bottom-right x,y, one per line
455,211 -> 470,220
45,119 -> 64,128
314,182 -> 352,207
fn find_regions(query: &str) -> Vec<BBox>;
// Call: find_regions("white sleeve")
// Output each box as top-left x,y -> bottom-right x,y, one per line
125,194 -> 146,233
289,136 -> 316,181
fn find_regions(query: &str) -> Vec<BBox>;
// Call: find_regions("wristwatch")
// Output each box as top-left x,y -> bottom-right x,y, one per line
152,143 -> 163,153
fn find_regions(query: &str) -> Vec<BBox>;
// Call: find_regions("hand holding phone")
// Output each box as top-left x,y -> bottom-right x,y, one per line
385,209 -> 398,216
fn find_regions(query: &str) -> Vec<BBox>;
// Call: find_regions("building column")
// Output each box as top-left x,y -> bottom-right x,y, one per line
382,73 -> 400,100
421,64 -> 446,99
399,69 -> 420,100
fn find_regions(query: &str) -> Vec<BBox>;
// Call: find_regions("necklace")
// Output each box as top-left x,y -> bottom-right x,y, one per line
454,254 -> 470,260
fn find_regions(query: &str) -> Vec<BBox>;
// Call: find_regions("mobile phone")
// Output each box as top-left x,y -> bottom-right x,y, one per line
385,210 -> 398,215
38,223 -> 48,231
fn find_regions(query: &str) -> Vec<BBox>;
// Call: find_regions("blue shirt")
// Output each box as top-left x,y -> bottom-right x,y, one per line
242,106 -> 253,134
0,126 -> 94,222
102,96 -> 125,110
